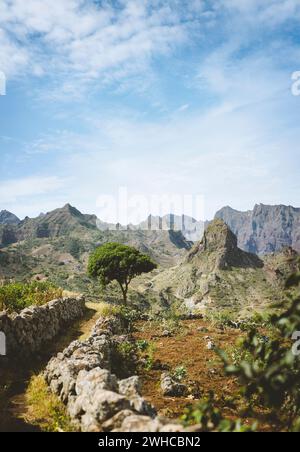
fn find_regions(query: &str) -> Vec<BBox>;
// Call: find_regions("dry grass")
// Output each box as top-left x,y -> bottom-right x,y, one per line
24,375 -> 76,432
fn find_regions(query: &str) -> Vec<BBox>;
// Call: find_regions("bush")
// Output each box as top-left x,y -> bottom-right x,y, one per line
136,339 -> 149,352
218,262 -> 300,431
0,281 -> 63,313
181,392 -> 255,432
172,366 -> 187,382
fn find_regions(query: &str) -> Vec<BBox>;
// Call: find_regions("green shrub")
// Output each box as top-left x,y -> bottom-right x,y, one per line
136,339 -> 149,352
117,341 -> 137,361
181,392 -> 255,432
172,366 -> 187,382
218,262 -> 300,431
0,281 -> 63,313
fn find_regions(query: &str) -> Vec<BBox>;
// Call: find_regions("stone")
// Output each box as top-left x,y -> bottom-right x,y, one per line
102,410 -> 135,432
115,415 -> 162,433
161,330 -> 172,337
160,424 -> 185,432
161,373 -> 188,397
85,390 -> 130,423
76,368 -> 118,396
44,314 -> 190,432
206,341 -> 215,350
0,296 -> 85,359
118,376 -> 141,398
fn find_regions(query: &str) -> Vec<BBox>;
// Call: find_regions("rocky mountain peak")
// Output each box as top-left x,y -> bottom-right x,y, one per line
215,203 -> 300,254
202,219 -> 237,253
0,210 -> 21,225
186,219 -> 263,270
61,203 -> 82,217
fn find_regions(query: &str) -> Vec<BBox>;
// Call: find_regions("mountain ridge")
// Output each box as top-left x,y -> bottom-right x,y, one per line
215,203 -> 300,254
148,219 -> 297,316
1,202 -> 299,256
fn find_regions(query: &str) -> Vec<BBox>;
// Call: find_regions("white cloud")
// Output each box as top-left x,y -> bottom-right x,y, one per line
0,0 -> 197,95
0,176 -> 66,203
1,1 -> 300,220
17,90 -> 298,221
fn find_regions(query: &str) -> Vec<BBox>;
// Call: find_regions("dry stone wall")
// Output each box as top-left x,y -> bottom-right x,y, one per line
44,315 -> 187,432
0,297 -> 86,359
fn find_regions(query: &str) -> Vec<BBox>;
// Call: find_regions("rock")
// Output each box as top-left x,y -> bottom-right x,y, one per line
115,415 -> 162,432
44,314 -> 191,432
161,330 -> 172,337
76,368 -> 118,396
215,204 -> 300,255
161,373 -> 188,397
118,376 -> 155,416
152,360 -> 171,371
81,413 -> 102,432
206,341 -> 215,350
160,423 -> 185,432
79,390 -> 130,424
102,410 -> 135,432
0,296 -> 85,359
118,376 -> 141,398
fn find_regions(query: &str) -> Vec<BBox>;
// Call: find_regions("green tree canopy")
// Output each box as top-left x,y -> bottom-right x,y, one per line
87,242 -> 157,304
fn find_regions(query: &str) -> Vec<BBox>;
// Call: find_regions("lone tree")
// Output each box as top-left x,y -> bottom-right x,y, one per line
88,242 -> 157,305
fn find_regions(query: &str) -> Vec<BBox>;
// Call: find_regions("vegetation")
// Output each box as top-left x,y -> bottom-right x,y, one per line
88,242 -> 157,304
218,262 -> 300,431
171,366 -> 187,382
181,392 -> 256,432
0,281 -> 63,313
25,375 -> 75,432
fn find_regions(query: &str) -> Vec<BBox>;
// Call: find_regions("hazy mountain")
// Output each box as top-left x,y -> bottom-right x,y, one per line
0,204 -> 193,296
0,210 -> 20,225
97,214 -> 205,242
215,204 -> 300,254
134,214 -> 205,242
16,204 -> 98,241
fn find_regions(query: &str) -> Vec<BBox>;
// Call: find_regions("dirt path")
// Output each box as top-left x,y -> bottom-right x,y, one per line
0,302 -> 103,432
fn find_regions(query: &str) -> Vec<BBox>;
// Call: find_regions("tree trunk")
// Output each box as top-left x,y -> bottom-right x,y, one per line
118,281 -> 128,305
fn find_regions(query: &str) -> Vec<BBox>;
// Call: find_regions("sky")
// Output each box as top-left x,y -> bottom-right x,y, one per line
0,0 -> 300,222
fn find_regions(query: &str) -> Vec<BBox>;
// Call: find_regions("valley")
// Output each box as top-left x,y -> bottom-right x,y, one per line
0,203 -> 299,432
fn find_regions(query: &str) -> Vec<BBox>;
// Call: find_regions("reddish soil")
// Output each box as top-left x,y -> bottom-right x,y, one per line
133,319 -> 278,431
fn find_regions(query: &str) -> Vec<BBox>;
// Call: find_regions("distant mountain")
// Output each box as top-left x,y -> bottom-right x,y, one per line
0,210 -> 20,225
149,219 -> 295,315
215,204 -> 300,254
97,214 -> 205,242
185,219 -> 263,271
0,204 -> 192,276
16,204 -> 98,241
133,214 -> 204,242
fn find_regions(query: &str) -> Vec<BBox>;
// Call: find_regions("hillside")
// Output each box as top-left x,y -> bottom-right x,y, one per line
0,205 -> 192,296
215,204 -> 300,254
0,210 -> 20,225
148,219 -> 297,316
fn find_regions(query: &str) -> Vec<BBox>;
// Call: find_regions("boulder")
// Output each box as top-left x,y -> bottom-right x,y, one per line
161,373 -> 188,397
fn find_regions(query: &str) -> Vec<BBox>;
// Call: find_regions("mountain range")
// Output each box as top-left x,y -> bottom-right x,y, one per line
0,204 -> 298,310
148,219 -> 298,315
1,203 -> 299,255
215,204 -> 300,254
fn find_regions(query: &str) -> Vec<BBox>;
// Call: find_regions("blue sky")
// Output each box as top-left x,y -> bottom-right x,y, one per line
0,0 -> 300,221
